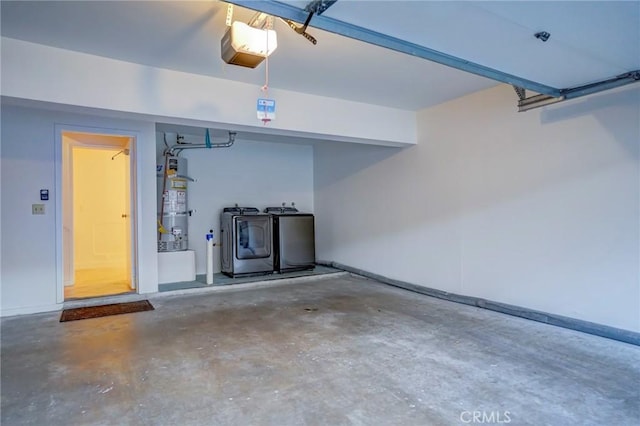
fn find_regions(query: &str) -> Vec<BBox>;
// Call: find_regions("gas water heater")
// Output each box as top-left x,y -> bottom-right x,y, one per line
158,156 -> 189,252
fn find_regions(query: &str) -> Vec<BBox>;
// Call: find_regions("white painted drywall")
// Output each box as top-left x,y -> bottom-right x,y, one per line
156,132 -> 314,275
0,104 -> 158,316
1,37 -> 416,147
314,84 -> 640,332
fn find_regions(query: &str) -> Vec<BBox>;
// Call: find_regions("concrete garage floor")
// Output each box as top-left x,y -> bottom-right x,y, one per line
1,275 -> 639,425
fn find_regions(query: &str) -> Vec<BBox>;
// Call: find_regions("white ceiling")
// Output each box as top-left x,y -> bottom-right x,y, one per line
1,1 -> 638,111
303,0 -> 639,88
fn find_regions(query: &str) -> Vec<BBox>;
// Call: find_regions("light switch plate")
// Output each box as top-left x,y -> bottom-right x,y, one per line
32,204 -> 45,215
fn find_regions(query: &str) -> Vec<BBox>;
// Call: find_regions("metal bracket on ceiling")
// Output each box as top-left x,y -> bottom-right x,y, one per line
280,0 -> 337,45
248,12 -> 274,30
226,3 -> 233,26
282,10 -> 317,45
304,0 -> 338,15
514,84 -> 564,112
512,86 -> 526,101
517,93 -> 565,112
514,83 -> 565,112
516,70 -> 640,112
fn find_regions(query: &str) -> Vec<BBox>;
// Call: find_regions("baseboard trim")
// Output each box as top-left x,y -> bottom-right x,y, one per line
151,271 -> 349,299
323,261 -> 640,346
1,303 -> 62,318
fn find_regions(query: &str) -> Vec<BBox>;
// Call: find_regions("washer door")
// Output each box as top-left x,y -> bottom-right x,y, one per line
236,217 -> 271,259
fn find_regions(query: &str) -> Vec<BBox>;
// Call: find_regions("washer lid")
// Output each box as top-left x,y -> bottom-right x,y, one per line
223,207 -> 260,214
264,207 -> 299,214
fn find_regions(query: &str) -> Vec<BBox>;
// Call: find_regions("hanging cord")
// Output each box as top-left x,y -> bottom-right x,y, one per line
264,29 -> 269,93
261,23 -> 271,125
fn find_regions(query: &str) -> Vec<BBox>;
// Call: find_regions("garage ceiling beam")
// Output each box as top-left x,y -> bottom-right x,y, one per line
561,71 -> 640,100
517,71 -> 640,112
227,1 -> 640,105
227,0 -> 559,96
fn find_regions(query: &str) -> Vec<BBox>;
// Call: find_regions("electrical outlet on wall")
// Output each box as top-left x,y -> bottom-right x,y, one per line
32,204 -> 45,215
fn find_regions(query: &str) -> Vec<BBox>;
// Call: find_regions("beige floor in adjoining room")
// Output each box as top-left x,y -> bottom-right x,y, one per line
64,268 -> 133,300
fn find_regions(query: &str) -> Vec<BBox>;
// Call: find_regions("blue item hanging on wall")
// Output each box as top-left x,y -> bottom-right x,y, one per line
205,128 -> 212,148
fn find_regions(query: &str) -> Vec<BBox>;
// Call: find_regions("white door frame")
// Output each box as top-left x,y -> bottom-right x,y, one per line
55,124 -> 140,303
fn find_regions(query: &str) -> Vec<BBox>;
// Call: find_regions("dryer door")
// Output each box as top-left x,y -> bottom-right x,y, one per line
235,217 -> 271,259
278,215 -> 315,269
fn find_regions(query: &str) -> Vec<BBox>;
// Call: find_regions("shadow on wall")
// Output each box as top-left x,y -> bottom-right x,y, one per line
0,105 -> 57,162
313,84 -> 640,244
313,142 -> 403,190
138,1 -> 219,120
151,3 -> 219,60
541,86 -> 640,161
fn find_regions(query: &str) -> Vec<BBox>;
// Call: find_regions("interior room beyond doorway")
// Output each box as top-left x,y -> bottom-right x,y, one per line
62,131 -> 135,300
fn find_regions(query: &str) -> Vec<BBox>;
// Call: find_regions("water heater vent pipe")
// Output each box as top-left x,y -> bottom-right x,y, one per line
164,131 -> 236,156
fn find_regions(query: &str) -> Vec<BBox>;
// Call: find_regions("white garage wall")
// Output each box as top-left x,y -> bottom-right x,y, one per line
1,104 -> 157,316
314,84 -> 640,332
155,133 -> 314,275
2,37 -> 416,147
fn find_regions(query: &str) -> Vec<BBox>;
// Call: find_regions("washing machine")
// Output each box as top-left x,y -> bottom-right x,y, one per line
264,207 -> 315,273
220,207 -> 273,277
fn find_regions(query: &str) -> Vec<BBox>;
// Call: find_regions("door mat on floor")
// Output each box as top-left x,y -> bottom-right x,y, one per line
60,300 -> 154,322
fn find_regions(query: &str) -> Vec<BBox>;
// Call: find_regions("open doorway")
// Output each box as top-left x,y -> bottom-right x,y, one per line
62,131 -> 136,300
